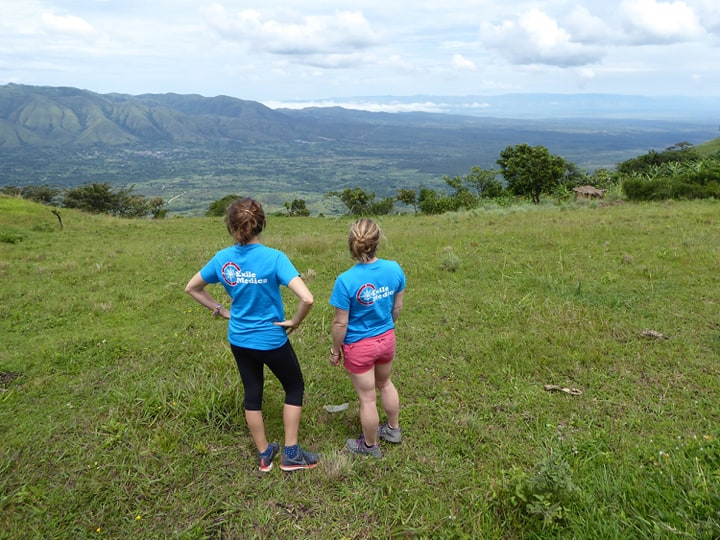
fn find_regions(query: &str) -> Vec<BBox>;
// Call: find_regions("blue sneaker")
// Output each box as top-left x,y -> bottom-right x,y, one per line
280,446 -> 319,471
258,442 -> 280,472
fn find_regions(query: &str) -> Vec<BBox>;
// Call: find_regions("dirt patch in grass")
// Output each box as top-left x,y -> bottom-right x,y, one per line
0,371 -> 21,388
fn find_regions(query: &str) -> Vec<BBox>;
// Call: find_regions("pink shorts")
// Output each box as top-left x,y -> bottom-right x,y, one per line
342,329 -> 396,374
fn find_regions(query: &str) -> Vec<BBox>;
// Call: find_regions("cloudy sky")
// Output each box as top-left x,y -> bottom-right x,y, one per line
1,0 -> 718,111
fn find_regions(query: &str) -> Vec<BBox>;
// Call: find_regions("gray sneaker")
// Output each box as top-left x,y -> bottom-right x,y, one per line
346,435 -> 382,458
377,422 -> 402,444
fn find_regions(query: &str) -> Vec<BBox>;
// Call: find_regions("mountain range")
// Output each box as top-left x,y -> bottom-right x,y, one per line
0,83 -> 310,147
0,83 -> 717,214
1,83 -> 717,149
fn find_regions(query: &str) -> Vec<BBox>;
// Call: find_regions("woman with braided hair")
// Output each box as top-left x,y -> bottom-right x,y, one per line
329,218 -> 406,458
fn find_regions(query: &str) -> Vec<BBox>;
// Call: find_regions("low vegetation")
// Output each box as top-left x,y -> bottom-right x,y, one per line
620,144 -> 720,201
0,182 -> 166,219
2,196 -> 719,538
5,140 -> 720,220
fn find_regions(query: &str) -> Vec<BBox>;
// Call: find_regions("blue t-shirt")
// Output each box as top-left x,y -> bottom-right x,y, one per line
329,259 -> 406,344
200,243 -> 300,350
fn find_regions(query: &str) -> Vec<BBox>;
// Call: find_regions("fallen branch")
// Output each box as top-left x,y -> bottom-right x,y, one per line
544,384 -> 583,396
641,329 -> 668,340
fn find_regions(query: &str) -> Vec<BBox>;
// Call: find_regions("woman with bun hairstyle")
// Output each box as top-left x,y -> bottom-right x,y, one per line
185,197 -> 318,472
329,218 -> 406,458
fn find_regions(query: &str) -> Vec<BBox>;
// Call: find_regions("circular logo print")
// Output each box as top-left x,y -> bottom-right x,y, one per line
356,283 -> 376,305
222,262 -> 242,286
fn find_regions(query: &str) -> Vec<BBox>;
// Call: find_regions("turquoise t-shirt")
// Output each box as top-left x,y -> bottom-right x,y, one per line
329,259 -> 406,344
200,243 -> 300,350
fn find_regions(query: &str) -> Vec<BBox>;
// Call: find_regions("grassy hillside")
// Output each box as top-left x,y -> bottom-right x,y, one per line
1,197 -> 719,538
696,136 -> 720,156
0,84 -> 294,147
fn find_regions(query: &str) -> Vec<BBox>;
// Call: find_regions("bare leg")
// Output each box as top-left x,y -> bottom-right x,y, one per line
283,404 -> 302,447
245,410 -> 269,452
348,369 -> 380,446
375,362 -> 400,428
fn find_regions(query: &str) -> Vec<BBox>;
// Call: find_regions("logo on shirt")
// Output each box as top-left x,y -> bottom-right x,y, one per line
222,262 -> 243,286
356,283 -> 376,305
221,262 -> 268,286
356,283 -> 394,305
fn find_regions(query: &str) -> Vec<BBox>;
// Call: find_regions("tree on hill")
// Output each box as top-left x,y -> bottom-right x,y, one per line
283,199 -> 310,217
206,195 -> 240,217
464,166 -> 505,199
497,144 -> 568,204
62,183 -> 165,218
443,175 -> 476,210
369,196 -> 395,215
396,188 -> 418,213
326,187 -> 394,215
0,184 -> 61,205
62,183 -> 117,214
415,166 -> 507,216
417,186 -> 458,215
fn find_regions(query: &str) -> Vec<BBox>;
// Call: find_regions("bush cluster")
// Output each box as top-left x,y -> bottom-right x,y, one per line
620,144 -> 720,201
1,182 -> 167,218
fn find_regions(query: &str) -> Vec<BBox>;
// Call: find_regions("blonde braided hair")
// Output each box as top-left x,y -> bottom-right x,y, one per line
348,218 -> 382,262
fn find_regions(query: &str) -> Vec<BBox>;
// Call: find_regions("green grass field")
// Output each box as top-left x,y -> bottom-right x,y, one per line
1,196 -> 719,539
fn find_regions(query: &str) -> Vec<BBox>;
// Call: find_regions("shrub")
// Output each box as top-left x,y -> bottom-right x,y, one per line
622,177 -> 673,201
439,247 -> 460,272
493,452 -> 580,529
418,187 -> 460,215
0,231 -> 26,244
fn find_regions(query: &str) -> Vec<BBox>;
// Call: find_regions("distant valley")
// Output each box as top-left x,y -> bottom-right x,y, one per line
0,84 -> 717,215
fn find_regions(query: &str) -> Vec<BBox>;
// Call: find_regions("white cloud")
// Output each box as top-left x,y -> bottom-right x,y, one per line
480,8 -> 603,67
620,0 -> 704,43
384,55 -> 417,73
261,98 -> 448,113
521,9 -> 571,49
0,0 -> 718,100
563,6 -> 614,44
203,5 -> 380,56
578,67 -> 597,80
694,0 -> 720,34
451,54 -> 477,71
41,13 -> 96,38
296,52 -> 376,69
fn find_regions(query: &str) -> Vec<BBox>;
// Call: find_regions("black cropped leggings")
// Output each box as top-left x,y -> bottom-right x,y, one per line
230,341 -> 305,411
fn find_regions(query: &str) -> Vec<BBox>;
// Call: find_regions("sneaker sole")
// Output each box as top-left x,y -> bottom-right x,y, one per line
258,463 -> 274,472
347,448 -> 382,458
279,462 -> 318,471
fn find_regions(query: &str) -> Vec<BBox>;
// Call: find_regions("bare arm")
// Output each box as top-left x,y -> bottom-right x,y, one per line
184,272 -> 230,319
392,290 -> 404,323
274,275 -> 314,334
330,308 -> 349,366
